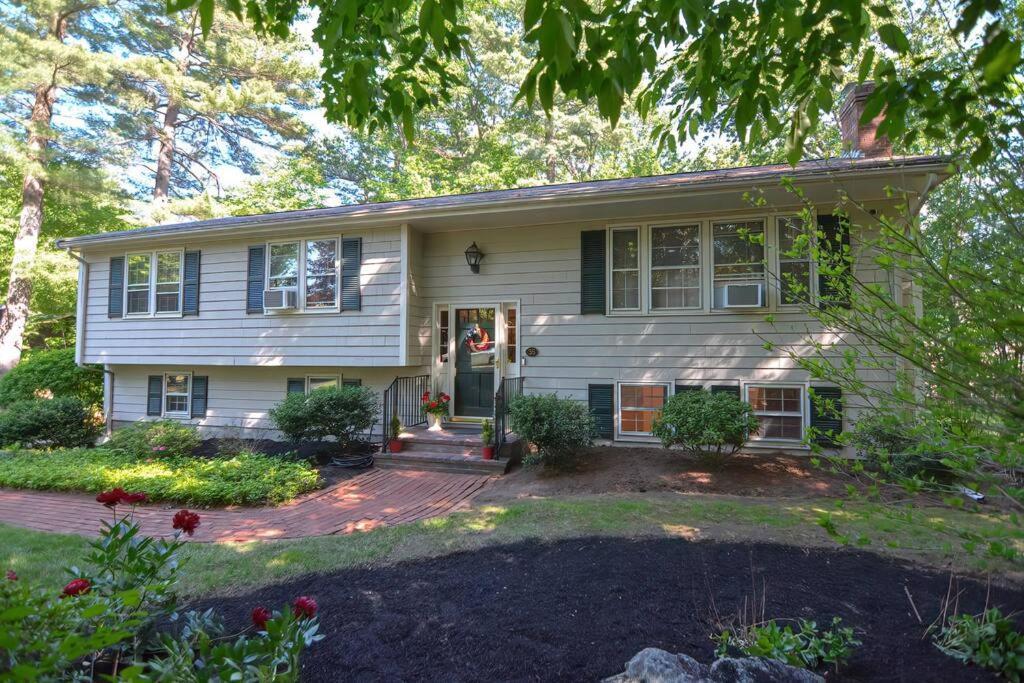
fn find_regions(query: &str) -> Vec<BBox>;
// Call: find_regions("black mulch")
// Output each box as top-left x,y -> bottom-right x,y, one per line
187,538 -> 1021,682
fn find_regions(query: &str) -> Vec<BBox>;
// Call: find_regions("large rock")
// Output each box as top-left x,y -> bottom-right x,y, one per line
603,648 -> 824,683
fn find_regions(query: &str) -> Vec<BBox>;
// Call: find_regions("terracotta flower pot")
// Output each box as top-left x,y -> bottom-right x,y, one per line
388,440 -> 403,453
481,445 -> 495,460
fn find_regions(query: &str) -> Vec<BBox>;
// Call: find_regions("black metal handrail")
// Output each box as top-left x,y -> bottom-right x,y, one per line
381,375 -> 430,451
493,375 -> 524,457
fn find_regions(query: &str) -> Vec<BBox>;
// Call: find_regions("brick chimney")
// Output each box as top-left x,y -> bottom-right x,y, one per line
838,82 -> 891,158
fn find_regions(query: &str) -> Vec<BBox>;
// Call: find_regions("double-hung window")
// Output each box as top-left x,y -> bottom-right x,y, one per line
126,251 -> 183,316
712,220 -> 765,308
746,385 -> 804,440
618,383 -> 668,436
307,376 -> 339,392
777,217 -> 813,306
650,224 -> 701,310
266,238 -> 339,311
610,228 -> 640,311
164,373 -> 191,417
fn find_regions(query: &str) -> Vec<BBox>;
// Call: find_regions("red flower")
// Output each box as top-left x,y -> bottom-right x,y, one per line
440,394 -> 450,402
421,391 -> 430,400
428,401 -> 437,409
96,487 -> 127,508
252,606 -> 271,630
292,596 -> 317,619
5,570 -> 16,581
61,578 -> 91,598
121,491 -> 147,505
172,509 -> 201,536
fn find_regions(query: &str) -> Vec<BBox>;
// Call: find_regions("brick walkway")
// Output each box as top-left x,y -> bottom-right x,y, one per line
0,469 -> 491,543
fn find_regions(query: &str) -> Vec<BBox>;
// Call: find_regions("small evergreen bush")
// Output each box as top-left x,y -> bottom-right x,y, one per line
270,385 -> 379,449
0,348 -> 102,408
507,393 -> 595,466
0,397 -> 101,449
105,420 -> 201,459
652,390 -> 759,467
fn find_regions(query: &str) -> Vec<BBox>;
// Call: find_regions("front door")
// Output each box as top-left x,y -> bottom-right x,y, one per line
453,307 -> 496,417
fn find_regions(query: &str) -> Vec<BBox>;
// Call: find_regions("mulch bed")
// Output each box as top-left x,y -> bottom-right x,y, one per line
188,538 -> 1020,682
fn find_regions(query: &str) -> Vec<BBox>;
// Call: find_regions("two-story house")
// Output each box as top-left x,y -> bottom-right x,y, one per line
58,84 -> 950,456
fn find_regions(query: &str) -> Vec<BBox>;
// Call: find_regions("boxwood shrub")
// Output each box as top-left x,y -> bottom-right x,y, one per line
0,397 -> 102,449
652,390 -> 759,467
507,393 -> 596,466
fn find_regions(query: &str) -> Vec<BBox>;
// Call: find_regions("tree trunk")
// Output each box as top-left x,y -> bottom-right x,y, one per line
0,83 -> 56,372
152,99 -> 180,202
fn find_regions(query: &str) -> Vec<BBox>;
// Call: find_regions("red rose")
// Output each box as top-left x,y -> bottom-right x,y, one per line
428,401 -> 437,409
252,606 -> 271,630
96,487 -> 127,507
62,578 -> 91,598
292,596 -> 317,619
421,391 -> 430,400
172,509 -> 201,536
5,570 -> 16,581
440,394 -> 450,402
121,491 -> 147,505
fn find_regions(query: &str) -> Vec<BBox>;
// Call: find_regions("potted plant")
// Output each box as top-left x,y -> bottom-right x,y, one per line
388,415 -> 403,452
481,419 -> 495,460
421,390 -> 450,431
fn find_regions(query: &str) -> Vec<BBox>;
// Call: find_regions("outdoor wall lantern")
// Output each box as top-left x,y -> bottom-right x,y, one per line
464,242 -> 485,273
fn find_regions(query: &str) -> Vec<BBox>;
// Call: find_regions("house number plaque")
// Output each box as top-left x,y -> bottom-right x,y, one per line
525,347 -> 539,357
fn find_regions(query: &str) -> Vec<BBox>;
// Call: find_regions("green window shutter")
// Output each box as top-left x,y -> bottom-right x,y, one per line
817,214 -> 852,308
341,238 -> 362,311
108,256 -> 125,319
246,246 -> 265,314
675,384 -> 704,394
286,378 -> 306,394
147,375 -> 163,416
710,385 -> 741,400
182,251 -> 201,316
191,376 -> 208,417
580,230 -> 607,314
343,378 -> 362,387
588,384 -> 614,439
810,386 -> 843,447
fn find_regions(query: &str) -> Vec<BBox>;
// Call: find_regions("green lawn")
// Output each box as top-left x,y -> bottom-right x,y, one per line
0,448 -> 321,506
2,494 -> 1020,598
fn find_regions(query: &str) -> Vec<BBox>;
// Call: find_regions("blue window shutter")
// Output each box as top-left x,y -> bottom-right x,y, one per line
817,214 -> 852,308
183,251 -> 201,316
810,386 -> 843,447
341,238 -> 361,311
286,378 -> 306,394
588,384 -> 614,439
710,385 -> 741,400
246,246 -> 265,314
108,257 -> 125,319
191,376 -> 208,417
147,375 -> 163,416
580,230 -> 606,314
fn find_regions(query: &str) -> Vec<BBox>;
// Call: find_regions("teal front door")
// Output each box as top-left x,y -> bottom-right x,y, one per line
453,307 -> 496,417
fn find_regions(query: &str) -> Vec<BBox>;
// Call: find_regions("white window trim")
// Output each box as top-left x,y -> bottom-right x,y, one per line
124,249 -> 184,318
162,372 -> 192,418
616,381 -> 671,439
306,375 -> 340,393
264,237 -> 341,314
775,216 -> 817,309
743,382 -> 808,443
608,227 -> 642,312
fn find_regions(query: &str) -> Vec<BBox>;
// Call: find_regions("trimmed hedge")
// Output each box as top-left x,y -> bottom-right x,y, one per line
0,449 -> 321,507
0,397 -> 101,449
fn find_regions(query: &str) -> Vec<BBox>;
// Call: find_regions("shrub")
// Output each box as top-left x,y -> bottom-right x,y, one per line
0,397 -> 101,449
846,411 -> 951,478
651,390 -> 759,466
507,393 -> 595,466
933,608 -> 1024,681
104,419 -> 201,459
714,617 -> 861,671
0,348 -> 103,408
270,385 -> 379,449
0,448 -> 321,506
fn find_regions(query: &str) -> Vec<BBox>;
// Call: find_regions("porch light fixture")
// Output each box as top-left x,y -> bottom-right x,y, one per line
464,242 -> 484,273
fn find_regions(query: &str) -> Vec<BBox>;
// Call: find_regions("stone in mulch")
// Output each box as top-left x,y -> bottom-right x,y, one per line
604,648 -> 822,683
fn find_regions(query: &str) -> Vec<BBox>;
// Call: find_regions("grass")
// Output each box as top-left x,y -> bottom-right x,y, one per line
1,493 -> 1020,598
0,448 -> 321,506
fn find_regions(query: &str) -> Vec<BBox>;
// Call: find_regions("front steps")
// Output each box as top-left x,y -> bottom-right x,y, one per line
375,423 -> 516,475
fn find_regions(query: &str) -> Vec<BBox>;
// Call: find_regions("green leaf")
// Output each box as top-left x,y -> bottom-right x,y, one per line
524,0 -> 544,30
876,24 -> 910,53
198,0 -> 214,35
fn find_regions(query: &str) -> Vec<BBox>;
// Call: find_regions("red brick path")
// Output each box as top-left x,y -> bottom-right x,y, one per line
0,469 -> 491,543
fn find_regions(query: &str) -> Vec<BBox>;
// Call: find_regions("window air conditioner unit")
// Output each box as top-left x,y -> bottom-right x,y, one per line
722,283 -> 763,308
263,287 -> 298,310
